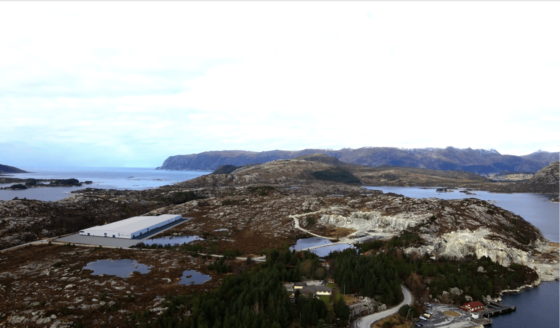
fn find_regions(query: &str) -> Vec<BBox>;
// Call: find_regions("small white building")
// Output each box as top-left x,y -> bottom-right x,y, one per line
79,214 -> 182,239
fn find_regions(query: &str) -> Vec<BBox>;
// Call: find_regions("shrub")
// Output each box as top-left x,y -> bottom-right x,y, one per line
311,169 -> 361,184
306,216 -> 315,226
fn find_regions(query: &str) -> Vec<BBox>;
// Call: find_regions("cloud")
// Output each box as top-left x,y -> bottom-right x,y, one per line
0,2 -> 558,167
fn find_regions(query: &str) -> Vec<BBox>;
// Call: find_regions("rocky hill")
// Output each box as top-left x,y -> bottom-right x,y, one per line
516,161 -> 559,194
0,164 -> 27,174
175,154 -> 489,189
157,147 -> 558,174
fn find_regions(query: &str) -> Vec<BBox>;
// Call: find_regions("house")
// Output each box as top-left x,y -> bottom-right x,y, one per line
312,286 -> 332,296
298,285 -> 333,297
460,301 -> 485,312
286,282 -> 333,297
283,283 -> 294,292
294,282 -> 307,289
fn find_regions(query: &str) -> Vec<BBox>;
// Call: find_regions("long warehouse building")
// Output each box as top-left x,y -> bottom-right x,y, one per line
79,214 -> 182,239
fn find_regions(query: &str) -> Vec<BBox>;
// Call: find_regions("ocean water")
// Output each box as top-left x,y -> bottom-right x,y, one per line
0,167 -> 209,201
492,281 -> 559,327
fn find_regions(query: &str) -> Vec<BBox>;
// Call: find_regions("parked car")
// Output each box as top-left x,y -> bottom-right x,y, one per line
419,316 -> 428,321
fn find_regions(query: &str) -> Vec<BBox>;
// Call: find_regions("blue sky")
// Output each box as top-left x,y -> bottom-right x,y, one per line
1,2 -> 558,168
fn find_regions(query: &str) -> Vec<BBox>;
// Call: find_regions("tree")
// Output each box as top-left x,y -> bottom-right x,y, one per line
333,297 -> 349,320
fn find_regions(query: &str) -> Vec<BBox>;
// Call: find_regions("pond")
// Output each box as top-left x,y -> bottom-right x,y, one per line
139,235 -> 203,247
179,270 -> 212,285
290,237 -> 356,257
82,259 -> 152,278
310,244 -> 355,257
290,237 -> 333,251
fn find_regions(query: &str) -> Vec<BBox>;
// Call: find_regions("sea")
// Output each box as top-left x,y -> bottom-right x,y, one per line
0,167 -> 209,201
0,169 -> 557,326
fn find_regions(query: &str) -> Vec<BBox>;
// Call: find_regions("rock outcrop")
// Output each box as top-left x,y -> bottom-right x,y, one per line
518,161 -> 559,193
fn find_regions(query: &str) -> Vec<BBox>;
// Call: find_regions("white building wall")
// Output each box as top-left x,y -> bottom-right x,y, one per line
79,215 -> 182,239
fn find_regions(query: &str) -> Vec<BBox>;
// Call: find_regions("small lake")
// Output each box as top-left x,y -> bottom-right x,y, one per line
139,236 -> 203,247
290,237 -> 355,257
310,244 -> 355,257
82,259 -> 152,278
290,237 -> 333,251
179,270 -> 211,285
365,186 -> 559,243
0,167 -> 209,201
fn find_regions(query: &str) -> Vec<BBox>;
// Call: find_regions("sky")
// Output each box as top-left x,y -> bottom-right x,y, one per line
0,2 -> 558,168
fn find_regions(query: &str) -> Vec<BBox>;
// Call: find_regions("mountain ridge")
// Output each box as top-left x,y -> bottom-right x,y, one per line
157,147 -> 559,174
0,164 -> 28,174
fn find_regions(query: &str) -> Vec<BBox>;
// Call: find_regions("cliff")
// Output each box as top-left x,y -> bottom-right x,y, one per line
157,147 -> 558,174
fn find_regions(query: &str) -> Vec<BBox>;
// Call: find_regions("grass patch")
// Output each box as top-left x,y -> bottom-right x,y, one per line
318,295 -> 333,311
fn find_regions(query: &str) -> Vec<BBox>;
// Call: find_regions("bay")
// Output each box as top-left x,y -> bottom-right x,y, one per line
0,167 -> 209,201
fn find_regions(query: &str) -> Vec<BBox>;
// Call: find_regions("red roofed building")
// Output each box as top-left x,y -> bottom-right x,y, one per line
460,301 -> 485,312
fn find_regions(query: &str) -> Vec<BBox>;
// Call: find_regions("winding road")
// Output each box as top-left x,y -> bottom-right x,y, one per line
353,285 -> 413,328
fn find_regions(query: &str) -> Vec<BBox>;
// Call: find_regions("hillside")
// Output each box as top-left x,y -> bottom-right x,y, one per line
0,164 -> 27,174
157,147 -> 558,174
176,154 -> 488,190
515,161 -> 559,194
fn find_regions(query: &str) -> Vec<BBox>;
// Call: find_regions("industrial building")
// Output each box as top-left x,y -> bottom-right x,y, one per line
79,214 -> 182,239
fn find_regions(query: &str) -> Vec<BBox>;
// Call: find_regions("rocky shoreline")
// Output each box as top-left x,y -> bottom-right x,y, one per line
0,178 -> 92,190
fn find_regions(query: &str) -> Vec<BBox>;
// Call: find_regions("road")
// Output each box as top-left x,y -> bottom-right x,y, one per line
353,285 -> 413,328
291,214 -> 337,240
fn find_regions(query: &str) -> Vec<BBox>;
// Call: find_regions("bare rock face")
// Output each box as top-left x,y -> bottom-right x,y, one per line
319,210 -> 429,233
405,228 -> 531,267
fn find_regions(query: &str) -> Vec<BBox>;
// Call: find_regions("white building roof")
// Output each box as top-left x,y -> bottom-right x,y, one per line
84,215 -> 181,234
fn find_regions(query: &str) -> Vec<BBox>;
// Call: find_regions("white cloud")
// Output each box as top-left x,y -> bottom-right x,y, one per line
0,2 -> 558,167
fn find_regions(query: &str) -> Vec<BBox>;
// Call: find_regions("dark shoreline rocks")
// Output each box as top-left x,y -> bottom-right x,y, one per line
0,177 -> 93,189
